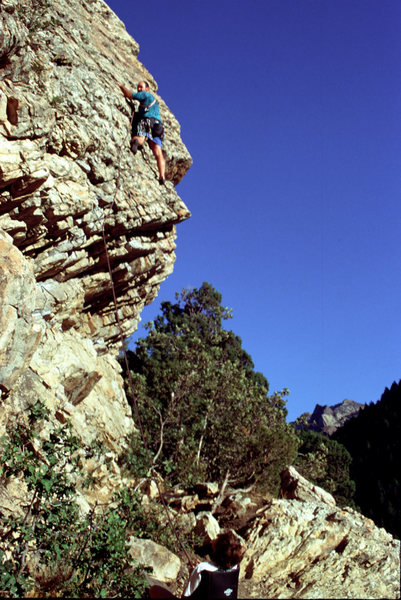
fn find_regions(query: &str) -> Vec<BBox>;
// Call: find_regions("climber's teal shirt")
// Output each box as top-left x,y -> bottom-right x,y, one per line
131,91 -> 161,120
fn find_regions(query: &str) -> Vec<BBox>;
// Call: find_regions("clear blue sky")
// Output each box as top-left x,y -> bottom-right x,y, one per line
106,0 -> 400,422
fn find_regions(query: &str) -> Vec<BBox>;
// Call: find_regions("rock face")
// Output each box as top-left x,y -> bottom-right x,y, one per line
0,0 -> 191,463
159,469 -> 400,599
127,537 -> 181,584
238,466 -> 400,598
294,399 -> 365,436
241,498 -> 399,599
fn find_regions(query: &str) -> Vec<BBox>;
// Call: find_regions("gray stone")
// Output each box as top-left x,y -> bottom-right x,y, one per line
294,399 -> 365,436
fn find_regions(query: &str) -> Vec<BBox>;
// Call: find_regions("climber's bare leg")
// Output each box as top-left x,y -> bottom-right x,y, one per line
149,140 -> 165,181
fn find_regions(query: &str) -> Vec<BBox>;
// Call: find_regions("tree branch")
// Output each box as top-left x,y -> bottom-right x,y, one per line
212,469 -> 230,514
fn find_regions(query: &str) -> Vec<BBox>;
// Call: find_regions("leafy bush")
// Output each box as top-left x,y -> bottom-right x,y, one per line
0,401 -> 148,598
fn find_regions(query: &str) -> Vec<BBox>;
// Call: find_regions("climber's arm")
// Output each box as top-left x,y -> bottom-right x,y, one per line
117,84 -> 148,103
117,82 -> 133,99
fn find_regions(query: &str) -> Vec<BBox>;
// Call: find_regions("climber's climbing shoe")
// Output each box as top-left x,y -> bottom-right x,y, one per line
131,139 -> 139,154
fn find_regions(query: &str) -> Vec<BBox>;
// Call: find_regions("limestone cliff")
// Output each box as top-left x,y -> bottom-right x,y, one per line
0,0 -> 191,466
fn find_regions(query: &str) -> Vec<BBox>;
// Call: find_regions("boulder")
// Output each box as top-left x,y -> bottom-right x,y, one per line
223,492 -> 258,518
280,465 -> 336,506
127,537 -> 181,583
194,511 -> 220,545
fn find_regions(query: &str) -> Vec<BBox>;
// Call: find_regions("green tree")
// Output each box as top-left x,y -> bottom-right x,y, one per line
125,283 -> 298,494
333,380 -> 401,538
294,430 -> 356,507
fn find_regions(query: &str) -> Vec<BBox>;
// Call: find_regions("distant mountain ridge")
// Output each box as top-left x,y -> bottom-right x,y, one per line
293,399 -> 365,436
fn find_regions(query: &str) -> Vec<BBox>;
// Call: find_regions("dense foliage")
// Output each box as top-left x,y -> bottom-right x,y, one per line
294,430 -> 356,507
124,283 -> 298,494
0,402 -> 152,598
333,380 -> 401,539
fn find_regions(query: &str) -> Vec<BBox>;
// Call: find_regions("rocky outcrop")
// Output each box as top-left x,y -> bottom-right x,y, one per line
239,467 -> 400,598
0,0 -> 191,350
294,399 -> 365,436
0,0 -> 191,469
241,498 -> 399,599
144,469 -> 400,599
280,465 -> 336,506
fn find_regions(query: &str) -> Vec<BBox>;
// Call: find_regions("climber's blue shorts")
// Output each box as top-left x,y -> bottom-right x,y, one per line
146,134 -> 162,147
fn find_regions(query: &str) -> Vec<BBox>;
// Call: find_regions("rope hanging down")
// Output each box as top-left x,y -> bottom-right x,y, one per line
101,107 -> 194,569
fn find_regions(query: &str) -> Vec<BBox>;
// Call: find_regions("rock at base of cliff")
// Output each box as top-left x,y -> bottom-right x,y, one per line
127,537 -> 181,583
280,465 -> 336,506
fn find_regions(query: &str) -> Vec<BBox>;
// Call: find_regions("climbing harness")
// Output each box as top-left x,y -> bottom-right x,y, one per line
131,96 -> 165,143
101,106 -> 194,570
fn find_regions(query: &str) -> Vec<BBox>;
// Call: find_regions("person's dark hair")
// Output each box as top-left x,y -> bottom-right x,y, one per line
211,530 -> 246,570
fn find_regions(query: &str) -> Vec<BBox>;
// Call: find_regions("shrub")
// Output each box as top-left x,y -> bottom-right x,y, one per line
0,401 -> 148,597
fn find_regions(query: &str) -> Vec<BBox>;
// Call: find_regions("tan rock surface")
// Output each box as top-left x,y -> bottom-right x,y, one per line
127,536 -> 181,583
0,0 -> 191,494
280,465 -> 337,507
0,0 -> 191,350
240,499 -> 400,599
194,511 -> 221,545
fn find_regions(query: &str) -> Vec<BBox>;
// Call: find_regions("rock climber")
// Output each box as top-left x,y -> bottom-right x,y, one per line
148,530 -> 246,599
117,80 -> 166,185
